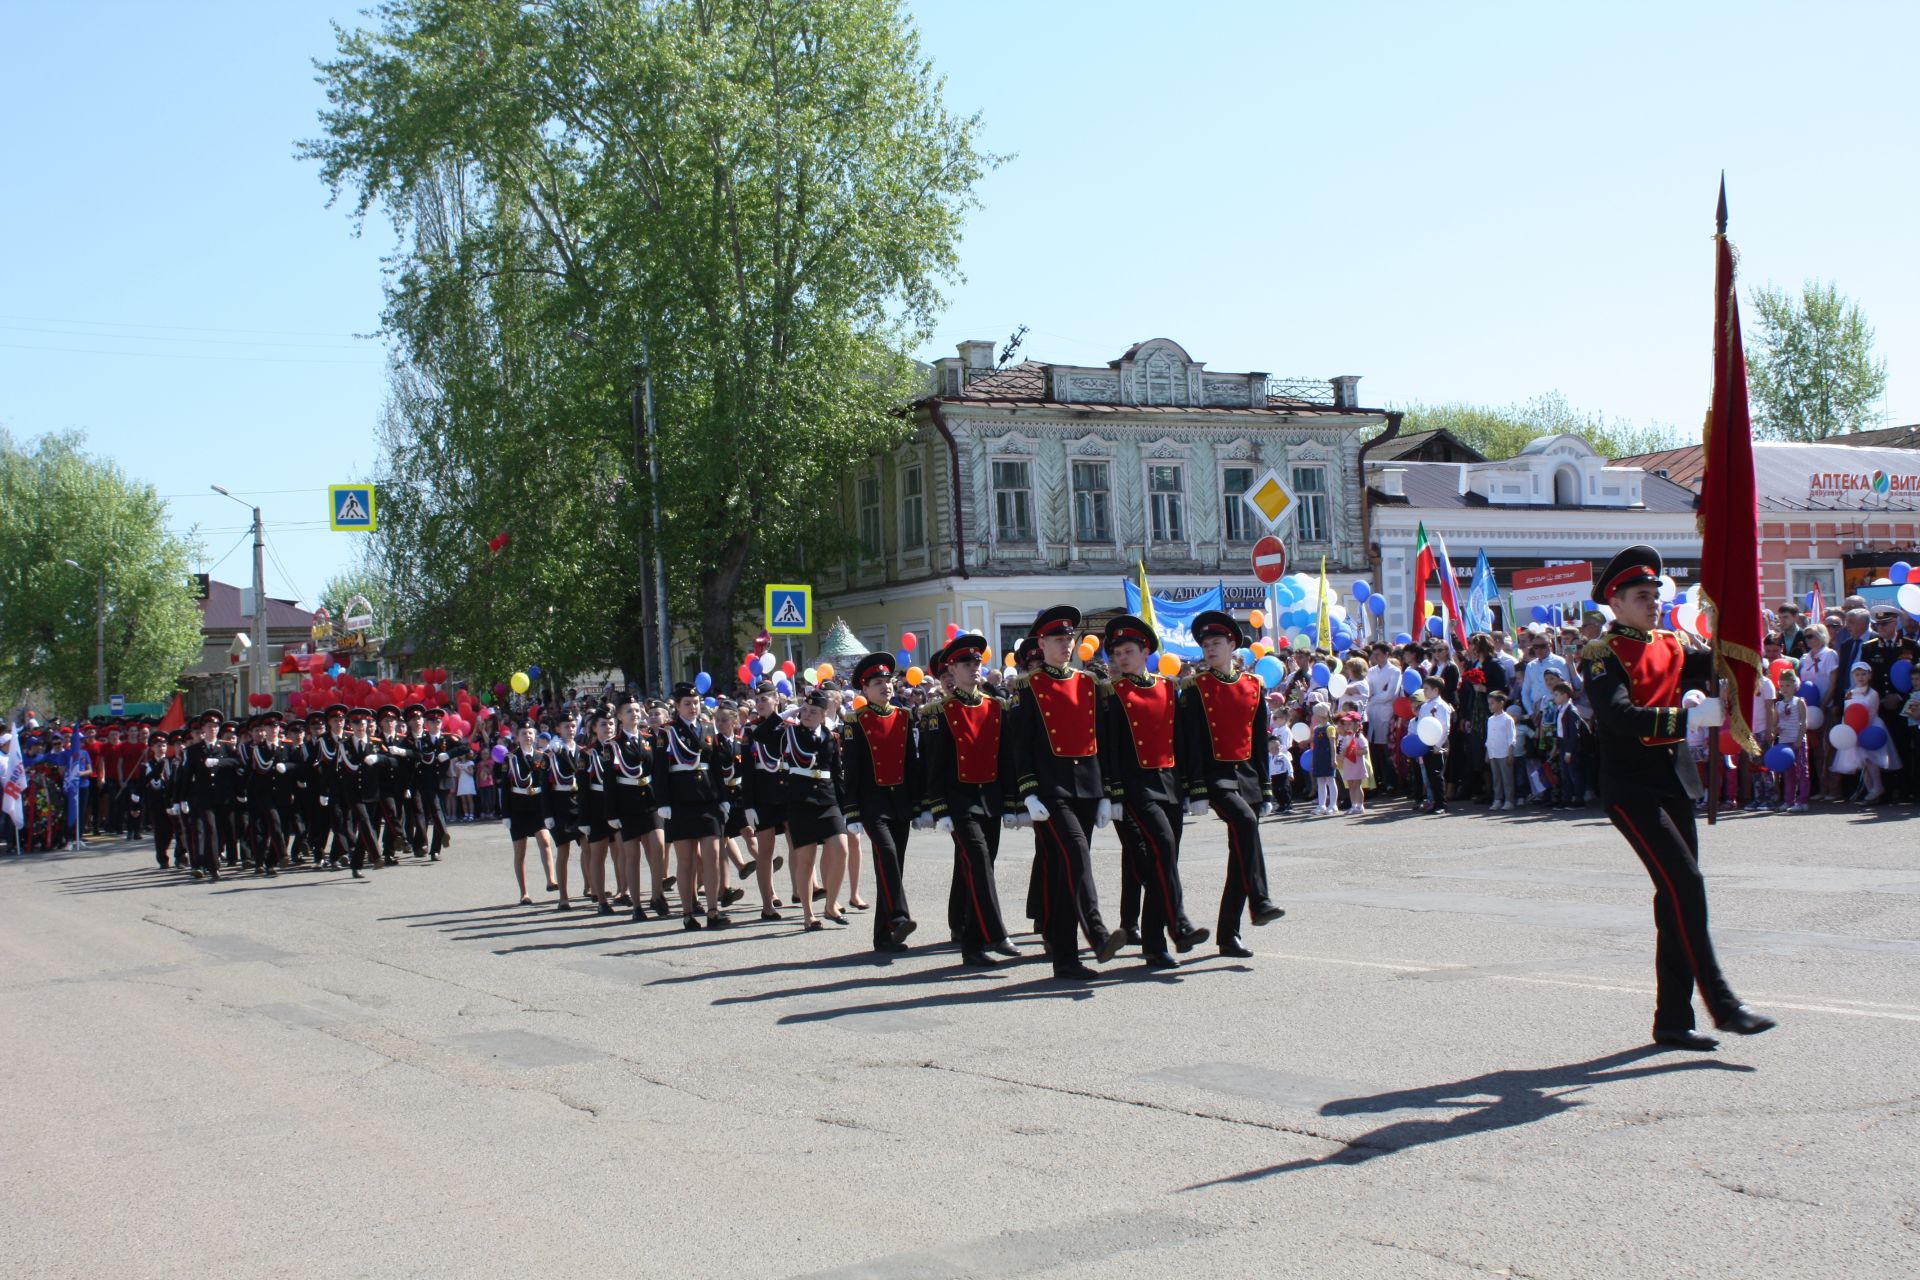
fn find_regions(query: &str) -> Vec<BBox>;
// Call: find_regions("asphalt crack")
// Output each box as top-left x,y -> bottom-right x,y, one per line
1360,1236 -> 1550,1278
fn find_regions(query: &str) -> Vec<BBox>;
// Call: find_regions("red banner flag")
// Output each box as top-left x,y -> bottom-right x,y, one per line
1698,178 -> 1764,758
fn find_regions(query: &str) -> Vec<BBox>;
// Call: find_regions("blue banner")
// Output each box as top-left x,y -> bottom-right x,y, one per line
1121,581 -> 1224,660
1464,548 -> 1496,637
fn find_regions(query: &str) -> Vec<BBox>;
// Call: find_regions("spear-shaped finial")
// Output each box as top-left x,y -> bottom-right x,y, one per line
1716,171 -> 1727,235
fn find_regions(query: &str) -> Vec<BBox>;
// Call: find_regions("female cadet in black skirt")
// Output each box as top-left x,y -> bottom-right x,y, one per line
712,699 -> 753,910
609,695 -> 661,919
545,712 -> 585,910
781,688 -> 850,931
337,707 -> 387,879
581,711 -> 619,914
742,683 -> 790,918
652,682 -> 736,930
503,721 -> 557,905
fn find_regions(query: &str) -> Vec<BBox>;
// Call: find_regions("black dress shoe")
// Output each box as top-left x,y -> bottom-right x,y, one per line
682,913 -> 702,931
722,886 -> 746,907
738,859 -> 758,878
663,875 -> 677,890
761,909 -> 783,921
1094,931 -> 1127,964
597,900 -> 614,916
1251,903 -> 1286,926
1052,961 -> 1097,980
1713,1005 -> 1778,1036
1142,952 -> 1179,970
805,918 -> 825,932
612,893 -> 633,907
1122,926 -> 1142,946
875,938 -> 909,953
1219,939 -> 1254,958
1173,925 -> 1210,953
961,950 -> 995,966
1653,1029 -> 1719,1051
706,911 -> 734,930
890,919 -> 919,946
648,896 -> 669,916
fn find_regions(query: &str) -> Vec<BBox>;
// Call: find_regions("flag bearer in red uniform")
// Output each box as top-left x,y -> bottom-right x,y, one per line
1177,610 -> 1286,958
1100,614 -> 1210,968
843,651 -> 920,955
1010,606 -> 1127,980
1584,545 -> 1775,1050
921,634 -> 1018,967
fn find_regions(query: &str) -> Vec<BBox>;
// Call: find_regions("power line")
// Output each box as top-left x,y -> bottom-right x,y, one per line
263,532 -> 308,608
199,527 -> 254,576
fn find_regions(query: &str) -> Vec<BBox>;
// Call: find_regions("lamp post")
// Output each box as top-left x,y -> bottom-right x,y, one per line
210,486 -> 269,709
62,559 -> 106,708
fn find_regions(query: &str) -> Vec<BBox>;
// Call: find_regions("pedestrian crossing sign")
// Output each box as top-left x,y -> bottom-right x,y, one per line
765,583 -> 813,635
329,484 -> 377,532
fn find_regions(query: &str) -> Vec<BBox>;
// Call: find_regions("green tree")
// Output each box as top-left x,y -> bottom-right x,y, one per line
303,0 -> 992,681
0,430 -> 204,715
1746,280 -> 1888,441
1391,392 -> 1679,461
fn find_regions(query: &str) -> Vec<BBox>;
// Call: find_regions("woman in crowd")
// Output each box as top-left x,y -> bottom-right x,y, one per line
653,682 -> 735,930
580,711 -> 618,913
503,721 -> 556,905
1832,660 -> 1900,804
781,689 -> 849,931
609,695 -> 662,919
545,711 -> 585,910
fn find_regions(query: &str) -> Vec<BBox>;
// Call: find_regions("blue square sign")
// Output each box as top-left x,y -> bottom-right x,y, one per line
329,484 -> 377,532
764,583 -> 812,635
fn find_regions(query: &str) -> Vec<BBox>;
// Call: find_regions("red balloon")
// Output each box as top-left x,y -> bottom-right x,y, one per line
780,660 -> 796,677
901,631 -> 918,652
946,623 -> 961,641
1393,696 -> 1415,719
738,663 -> 753,684
1843,702 -> 1871,732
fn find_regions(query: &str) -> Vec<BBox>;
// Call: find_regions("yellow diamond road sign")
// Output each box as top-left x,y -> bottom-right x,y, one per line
1242,468 -> 1296,531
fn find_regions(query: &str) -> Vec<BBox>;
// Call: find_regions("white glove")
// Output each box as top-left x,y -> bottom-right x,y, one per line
437,752 -> 449,763
364,754 -> 379,766
657,806 -> 673,820
720,803 -> 731,820
607,818 -> 622,830
1187,798 -> 1209,817
1002,814 -> 1019,829
404,789 -> 413,799
275,763 -> 287,774
203,757 -> 216,769
544,817 -> 555,829
180,802 -> 190,815
846,821 -> 864,836
129,793 -> 140,803
912,811 -> 932,830
318,795 -> 329,807
1023,795 -> 1050,822
1094,799 -> 1112,828
935,815 -> 954,834
745,808 -> 759,828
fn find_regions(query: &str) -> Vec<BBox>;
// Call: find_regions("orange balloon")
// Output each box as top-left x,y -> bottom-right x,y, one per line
1078,637 -> 1099,661
981,647 -> 993,667
817,662 -> 835,681
1250,642 -> 1268,659
905,665 -> 925,686
852,694 -> 868,709
1157,652 -> 1181,676
1249,609 -> 1266,629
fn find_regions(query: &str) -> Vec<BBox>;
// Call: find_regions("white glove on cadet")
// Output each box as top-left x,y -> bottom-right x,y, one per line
275,763 -> 286,774
1023,794 -> 1051,822
935,815 -> 954,834
744,808 -> 759,828
1094,799 -> 1112,828
1187,798 -> 1210,817
846,821 -> 864,836
657,806 -> 672,821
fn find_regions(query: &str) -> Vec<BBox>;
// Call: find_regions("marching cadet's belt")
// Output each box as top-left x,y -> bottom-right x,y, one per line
510,786 -> 539,796
615,776 -> 645,786
788,766 -> 833,780
669,763 -> 708,773
587,782 -> 604,792
550,782 -> 576,792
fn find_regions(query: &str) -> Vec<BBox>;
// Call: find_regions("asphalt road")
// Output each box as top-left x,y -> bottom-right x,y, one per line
4,801 -> 1917,1279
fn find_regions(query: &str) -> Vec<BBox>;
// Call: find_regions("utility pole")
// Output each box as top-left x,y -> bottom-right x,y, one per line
62,559 -> 106,708
212,485 -> 271,709
640,332 -> 671,696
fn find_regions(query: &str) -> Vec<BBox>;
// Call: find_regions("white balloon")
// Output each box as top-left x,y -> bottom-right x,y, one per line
1327,673 -> 1349,698
1657,575 -> 1677,602
1828,724 -> 1857,751
1899,583 -> 1920,616
1329,604 -> 1348,621
1871,577 -> 1892,586
1671,602 -> 1698,633
1803,704 -> 1824,730
1416,716 -> 1446,747
1289,722 -> 1311,745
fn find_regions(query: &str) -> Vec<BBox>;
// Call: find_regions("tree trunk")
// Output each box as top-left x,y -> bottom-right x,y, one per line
697,531 -> 755,680
610,586 -> 650,694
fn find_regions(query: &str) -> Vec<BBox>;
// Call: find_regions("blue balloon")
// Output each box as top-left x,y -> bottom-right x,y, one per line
1426,617 -> 1445,638
1254,655 -> 1285,686
1891,560 -> 1912,585
1368,594 -> 1387,617
703,696 -> 718,709
528,664 -> 542,678
1530,605 -> 1549,623
1393,632 -> 1412,646
1299,749 -> 1313,773
1891,659 -> 1914,693
1400,735 -> 1429,758
773,676 -> 792,695
1352,580 -> 1372,603
694,671 -> 712,694
1763,745 -> 1796,773
1401,669 -> 1422,695
327,663 -> 344,678
1235,647 -> 1255,667
1858,724 -> 1889,752
1310,662 -> 1331,688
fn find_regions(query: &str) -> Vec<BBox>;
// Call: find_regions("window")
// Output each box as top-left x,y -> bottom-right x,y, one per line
1148,464 -> 1185,544
1072,460 -> 1112,543
857,471 -> 882,556
993,459 -> 1033,542
1292,464 -> 1328,543
1222,465 -> 1253,542
898,462 -> 925,552
1788,562 -> 1839,608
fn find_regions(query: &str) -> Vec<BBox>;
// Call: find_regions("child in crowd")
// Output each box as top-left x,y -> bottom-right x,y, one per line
452,752 -> 476,821
1773,669 -> 1809,812
1336,711 -> 1368,814
1309,704 -> 1338,816
1484,689 -> 1516,810
1550,682 -> 1588,808
1266,730 -> 1293,815
1415,677 -> 1452,813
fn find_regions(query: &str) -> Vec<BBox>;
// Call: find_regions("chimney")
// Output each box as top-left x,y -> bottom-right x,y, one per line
1330,375 -> 1361,410
1378,466 -> 1406,498
959,339 -> 996,371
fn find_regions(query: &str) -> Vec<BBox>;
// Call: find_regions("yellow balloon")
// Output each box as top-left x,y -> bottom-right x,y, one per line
509,671 -> 530,694
1157,652 -> 1181,676
817,662 -> 835,681
904,665 -> 925,686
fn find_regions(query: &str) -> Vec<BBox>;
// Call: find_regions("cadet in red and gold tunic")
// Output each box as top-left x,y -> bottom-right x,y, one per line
843,652 -> 920,954
921,634 -> 1019,966
1177,610 -> 1286,958
1585,544 -> 1775,1050
1009,605 -> 1127,980
1100,614 -> 1209,968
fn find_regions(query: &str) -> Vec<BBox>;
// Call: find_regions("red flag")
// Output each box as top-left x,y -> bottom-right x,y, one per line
1698,178 -> 1764,757
155,693 -> 185,733
1412,522 -> 1436,633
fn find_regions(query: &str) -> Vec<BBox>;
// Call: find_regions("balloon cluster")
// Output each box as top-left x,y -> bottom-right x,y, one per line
1267,572 -> 1369,653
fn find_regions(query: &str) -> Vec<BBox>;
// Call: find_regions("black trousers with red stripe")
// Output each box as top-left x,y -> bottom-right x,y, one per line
1118,797 -> 1192,953
864,815 -> 912,945
948,812 -> 1006,952
1604,789 -> 1738,1031
1035,797 -> 1115,962
1210,790 -> 1274,942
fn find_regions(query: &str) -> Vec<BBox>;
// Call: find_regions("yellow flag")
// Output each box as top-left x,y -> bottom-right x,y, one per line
1136,560 -> 1156,631
1316,554 -> 1332,652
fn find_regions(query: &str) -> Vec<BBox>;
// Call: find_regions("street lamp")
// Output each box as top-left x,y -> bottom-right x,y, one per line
62,559 -> 106,707
210,485 -> 269,711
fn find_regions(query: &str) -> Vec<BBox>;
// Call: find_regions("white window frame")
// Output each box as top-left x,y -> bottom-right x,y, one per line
857,466 -> 883,560
991,457 -> 1035,545
1785,558 -> 1842,608
1220,461 -> 1256,544
1291,463 -> 1330,545
1146,460 -> 1187,548
1071,458 -> 1114,546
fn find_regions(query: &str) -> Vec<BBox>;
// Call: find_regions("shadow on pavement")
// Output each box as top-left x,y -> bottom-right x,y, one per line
1179,1045 -> 1755,1188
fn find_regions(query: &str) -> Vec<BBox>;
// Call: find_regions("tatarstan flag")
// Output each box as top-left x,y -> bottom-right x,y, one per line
1412,522 -> 1436,633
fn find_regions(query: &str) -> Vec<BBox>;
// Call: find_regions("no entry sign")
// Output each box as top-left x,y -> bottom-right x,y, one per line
1252,535 -> 1287,584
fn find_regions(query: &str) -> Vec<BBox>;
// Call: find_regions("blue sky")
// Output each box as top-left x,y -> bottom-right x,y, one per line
4,1 -> 1914,608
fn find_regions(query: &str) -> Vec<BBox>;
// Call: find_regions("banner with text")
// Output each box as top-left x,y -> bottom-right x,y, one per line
1122,580 -> 1224,661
